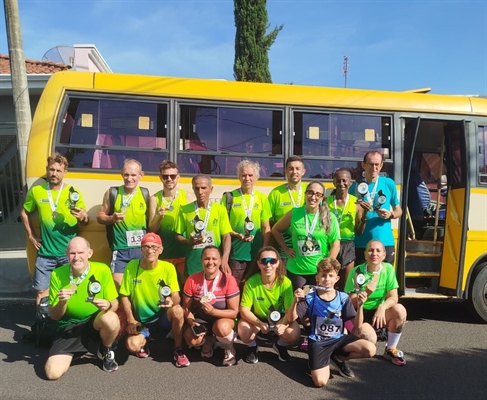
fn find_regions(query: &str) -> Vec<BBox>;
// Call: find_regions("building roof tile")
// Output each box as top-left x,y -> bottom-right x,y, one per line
0,54 -> 71,74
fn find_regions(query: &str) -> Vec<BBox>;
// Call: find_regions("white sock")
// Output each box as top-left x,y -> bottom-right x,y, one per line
246,340 -> 257,347
387,332 -> 401,349
216,331 -> 235,350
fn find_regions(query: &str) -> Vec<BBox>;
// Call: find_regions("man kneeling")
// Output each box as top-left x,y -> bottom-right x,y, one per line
119,233 -> 189,367
45,237 -> 120,380
288,258 -> 375,387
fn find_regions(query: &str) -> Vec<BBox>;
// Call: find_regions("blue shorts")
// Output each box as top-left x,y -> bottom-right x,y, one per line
144,310 -> 171,335
110,248 -> 143,274
33,255 -> 69,291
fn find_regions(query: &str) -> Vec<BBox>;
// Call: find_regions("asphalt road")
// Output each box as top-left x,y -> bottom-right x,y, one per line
0,298 -> 486,400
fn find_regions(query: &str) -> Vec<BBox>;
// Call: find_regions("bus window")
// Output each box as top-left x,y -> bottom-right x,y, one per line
56,97 -> 168,171
479,125 -> 487,184
293,112 -> 392,179
178,105 -> 283,176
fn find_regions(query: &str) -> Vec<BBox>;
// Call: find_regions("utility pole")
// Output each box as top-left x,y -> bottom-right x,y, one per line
4,0 -> 31,189
343,56 -> 348,88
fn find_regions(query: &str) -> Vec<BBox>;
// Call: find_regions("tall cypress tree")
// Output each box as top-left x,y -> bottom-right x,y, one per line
233,0 -> 283,83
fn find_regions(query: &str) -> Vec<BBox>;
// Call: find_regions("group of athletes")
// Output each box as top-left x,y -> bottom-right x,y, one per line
21,151 -> 407,387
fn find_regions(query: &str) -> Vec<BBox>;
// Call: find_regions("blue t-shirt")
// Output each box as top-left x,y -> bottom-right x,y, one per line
296,290 -> 356,342
350,176 -> 399,247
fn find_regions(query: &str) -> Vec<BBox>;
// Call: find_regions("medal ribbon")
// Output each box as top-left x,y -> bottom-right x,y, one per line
203,272 -> 220,298
161,189 -> 179,209
365,177 -> 380,205
305,209 -> 320,240
306,285 -> 333,292
47,182 -> 64,213
333,194 -> 349,224
239,189 -> 255,221
360,262 -> 383,286
194,201 -> 212,231
121,188 -> 136,209
69,264 -> 90,286
287,184 -> 302,208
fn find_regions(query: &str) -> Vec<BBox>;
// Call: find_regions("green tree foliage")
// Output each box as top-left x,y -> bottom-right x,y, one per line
233,0 -> 283,83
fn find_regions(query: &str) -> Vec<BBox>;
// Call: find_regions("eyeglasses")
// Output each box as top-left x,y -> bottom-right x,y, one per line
161,174 -> 178,181
305,190 -> 324,199
260,257 -> 278,265
141,245 -> 161,252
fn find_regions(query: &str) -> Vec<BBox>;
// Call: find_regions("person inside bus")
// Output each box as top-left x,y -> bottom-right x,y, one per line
238,246 -> 301,364
96,158 -> 149,288
20,153 -> 89,308
267,156 -> 307,266
350,150 -> 402,265
148,160 -> 191,287
344,239 -> 407,366
182,246 -> 240,366
221,159 -> 272,287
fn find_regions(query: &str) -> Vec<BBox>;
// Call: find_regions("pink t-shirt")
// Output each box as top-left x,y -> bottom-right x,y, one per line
183,271 -> 240,318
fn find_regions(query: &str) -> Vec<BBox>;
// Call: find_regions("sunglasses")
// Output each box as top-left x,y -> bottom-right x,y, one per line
161,174 -> 178,181
305,190 -> 324,199
260,257 -> 278,265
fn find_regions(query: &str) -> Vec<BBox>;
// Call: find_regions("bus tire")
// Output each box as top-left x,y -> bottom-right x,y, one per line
468,262 -> 487,323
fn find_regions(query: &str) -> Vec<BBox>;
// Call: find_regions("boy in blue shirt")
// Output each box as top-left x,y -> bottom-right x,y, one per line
288,258 -> 375,387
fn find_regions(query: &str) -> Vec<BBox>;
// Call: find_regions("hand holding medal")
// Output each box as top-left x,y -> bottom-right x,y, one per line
158,281 -> 172,307
267,305 -> 282,332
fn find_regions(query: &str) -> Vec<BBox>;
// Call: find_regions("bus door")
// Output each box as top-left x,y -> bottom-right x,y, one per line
439,121 -> 470,296
398,118 -> 469,297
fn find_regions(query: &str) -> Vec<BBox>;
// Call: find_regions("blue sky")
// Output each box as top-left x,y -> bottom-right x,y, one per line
1,0 -> 486,94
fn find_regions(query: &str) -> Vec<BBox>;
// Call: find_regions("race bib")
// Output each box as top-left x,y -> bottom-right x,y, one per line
297,238 -> 321,257
315,316 -> 343,338
193,231 -> 215,249
126,230 -> 145,247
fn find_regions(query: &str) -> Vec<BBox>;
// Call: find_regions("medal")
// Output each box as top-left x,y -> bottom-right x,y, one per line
357,182 -> 369,196
305,239 -> 314,249
158,281 -> 172,305
200,295 -> 212,304
195,220 -> 205,232
269,310 -> 281,322
70,283 -> 77,293
52,211 -> 58,220
302,286 -> 311,296
376,191 -> 387,210
69,188 -> 80,209
86,275 -> 102,302
121,205 -> 128,213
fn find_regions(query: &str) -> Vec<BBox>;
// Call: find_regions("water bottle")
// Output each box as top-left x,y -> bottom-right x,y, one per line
136,325 -> 150,339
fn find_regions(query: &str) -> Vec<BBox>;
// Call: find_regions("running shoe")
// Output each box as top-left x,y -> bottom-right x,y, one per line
174,348 -> 190,367
245,345 -> 259,364
136,347 -> 150,358
383,347 -> 406,366
222,346 -> 236,366
273,342 -> 291,362
330,353 -> 354,378
97,345 -> 119,372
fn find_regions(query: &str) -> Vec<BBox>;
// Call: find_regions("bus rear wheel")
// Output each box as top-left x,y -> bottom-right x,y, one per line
469,263 -> 487,323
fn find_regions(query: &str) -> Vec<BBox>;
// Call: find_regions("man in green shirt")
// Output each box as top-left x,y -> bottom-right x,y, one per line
175,175 -> 232,276
20,153 -> 89,306
45,237 -> 120,380
268,156 -> 306,263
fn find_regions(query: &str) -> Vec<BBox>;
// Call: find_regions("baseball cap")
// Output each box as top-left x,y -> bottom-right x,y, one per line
141,233 -> 162,246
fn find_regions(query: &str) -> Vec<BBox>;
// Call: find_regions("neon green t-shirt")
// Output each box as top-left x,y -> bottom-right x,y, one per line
112,186 -> 147,250
154,189 -> 189,259
344,262 -> 399,310
23,184 -> 86,257
119,259 -> 180,323
48,261 -> 118,330
222,189 -> 272,261
326,194 -> 357,241
240,273 -> 294,320
286,206 -> 341,276
268,183 -> 305,258
175,201 -> 232,276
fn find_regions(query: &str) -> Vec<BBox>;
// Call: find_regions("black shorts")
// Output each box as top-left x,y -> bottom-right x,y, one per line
287,270 -> 316,291
337,240 -> 355,269
49,312 -> 101,357
308,335 -> 359,371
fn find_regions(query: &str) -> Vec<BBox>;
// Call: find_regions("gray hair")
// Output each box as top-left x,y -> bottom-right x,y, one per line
237,159 -> 260,181
192,174 -> 212,186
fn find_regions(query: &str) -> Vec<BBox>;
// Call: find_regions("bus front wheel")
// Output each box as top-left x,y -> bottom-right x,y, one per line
469,262 -> 487,323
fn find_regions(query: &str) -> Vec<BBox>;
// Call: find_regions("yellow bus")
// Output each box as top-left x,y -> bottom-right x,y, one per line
26,71 -> 487,321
